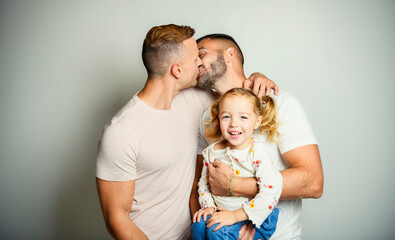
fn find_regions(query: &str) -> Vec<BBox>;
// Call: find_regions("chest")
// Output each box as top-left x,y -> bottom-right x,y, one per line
135,106 -> 201,172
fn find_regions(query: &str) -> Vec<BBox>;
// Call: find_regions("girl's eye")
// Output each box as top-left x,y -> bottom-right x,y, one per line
222,115 -> 230,119
241,116 -> 248,119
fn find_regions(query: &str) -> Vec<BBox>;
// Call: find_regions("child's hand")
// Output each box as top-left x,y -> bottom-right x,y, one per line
193,207 -> 216,223
206,207 -> 239,231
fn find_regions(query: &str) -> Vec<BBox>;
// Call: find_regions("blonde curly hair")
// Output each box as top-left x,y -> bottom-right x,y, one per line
205,88 -> 279,143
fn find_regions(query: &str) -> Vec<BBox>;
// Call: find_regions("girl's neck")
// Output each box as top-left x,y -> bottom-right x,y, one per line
213,138 -> 253,151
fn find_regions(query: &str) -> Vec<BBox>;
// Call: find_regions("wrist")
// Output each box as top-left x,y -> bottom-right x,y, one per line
230,177 -> 258,198
233,209 -> 248,222
228,175 -> 236,196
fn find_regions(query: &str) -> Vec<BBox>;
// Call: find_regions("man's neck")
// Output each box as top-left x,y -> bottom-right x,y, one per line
137,76 -> 178,110
214,71 -> 246,96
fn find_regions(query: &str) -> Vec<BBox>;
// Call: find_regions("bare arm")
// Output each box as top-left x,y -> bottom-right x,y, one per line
189,155 -> 204,216
96,178 -> 149,240
208,144 -> 324,200
280,144 -> 323,199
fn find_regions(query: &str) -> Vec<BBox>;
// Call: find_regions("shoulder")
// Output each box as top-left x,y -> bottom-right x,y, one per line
270,90 -> 307,120
179,88 -> 216,108
270,90 -> 299,107
101,95 -> 144,139
110,95 -> 142,123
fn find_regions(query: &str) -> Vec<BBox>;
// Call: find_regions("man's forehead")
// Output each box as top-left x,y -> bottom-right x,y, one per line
198,39 -> 218,51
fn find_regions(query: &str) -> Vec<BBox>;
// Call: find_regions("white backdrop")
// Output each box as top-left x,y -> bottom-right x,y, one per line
1,1 -> 394,239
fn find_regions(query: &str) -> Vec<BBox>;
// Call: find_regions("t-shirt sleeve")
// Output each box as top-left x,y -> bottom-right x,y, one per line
276,92 -> 317,154
96,123 -> 137,181
197,108 -> 211,155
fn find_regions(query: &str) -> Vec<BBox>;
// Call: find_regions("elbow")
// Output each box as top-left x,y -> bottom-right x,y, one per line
311,184 -> 323,199
104,211 -> 129,239
310,177 -> 324,199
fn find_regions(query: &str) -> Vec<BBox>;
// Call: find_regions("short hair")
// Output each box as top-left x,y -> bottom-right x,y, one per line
197,33 -> 244,65
142,24 -> 195,77
205,88 -> 279,142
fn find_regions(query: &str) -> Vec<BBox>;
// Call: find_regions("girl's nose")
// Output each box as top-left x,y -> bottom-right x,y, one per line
230,119 -> 237,127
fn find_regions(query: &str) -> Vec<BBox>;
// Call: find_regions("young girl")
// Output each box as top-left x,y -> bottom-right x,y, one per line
191,88 -> 283,240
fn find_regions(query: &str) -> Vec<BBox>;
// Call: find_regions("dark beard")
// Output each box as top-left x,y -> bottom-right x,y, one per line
197,53 -> 227,90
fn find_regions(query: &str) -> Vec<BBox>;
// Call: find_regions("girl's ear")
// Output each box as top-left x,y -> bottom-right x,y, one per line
255,115 -> 263,129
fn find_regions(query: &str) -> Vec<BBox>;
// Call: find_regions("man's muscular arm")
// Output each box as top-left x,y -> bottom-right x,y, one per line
280,144 -> 323,199
208,144 -> 323,200
97,179 -> 149,240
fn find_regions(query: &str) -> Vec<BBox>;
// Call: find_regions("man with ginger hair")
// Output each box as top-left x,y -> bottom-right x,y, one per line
96,24 -> 214,240
96,25 -> 277,239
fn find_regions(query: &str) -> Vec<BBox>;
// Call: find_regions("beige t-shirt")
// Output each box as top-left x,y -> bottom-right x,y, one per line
96,87 -> 215,240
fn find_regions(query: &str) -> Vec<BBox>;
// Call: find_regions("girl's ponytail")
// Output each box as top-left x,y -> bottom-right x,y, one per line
258,95 -> 279,142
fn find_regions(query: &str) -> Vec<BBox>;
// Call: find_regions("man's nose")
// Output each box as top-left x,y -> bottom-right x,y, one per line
197,57 -> 202,66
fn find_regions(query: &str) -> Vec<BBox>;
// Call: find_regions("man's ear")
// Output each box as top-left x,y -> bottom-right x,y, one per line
170,64 -> 182,79
224,47 -> 236,63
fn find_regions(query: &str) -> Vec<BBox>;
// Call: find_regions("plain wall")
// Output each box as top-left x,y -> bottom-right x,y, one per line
1,0 -> 394,239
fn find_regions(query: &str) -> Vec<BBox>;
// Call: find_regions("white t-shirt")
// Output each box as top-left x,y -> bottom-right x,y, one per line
96,87 -> 215,240
197,91 -> 317,240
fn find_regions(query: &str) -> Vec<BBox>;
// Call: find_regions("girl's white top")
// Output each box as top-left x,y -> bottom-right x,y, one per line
198,138 -> 283,227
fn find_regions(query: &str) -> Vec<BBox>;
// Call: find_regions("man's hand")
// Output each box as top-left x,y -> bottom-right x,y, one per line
207,160 -> 234,196
238,223 -> 257,240
244,72 -> 279,97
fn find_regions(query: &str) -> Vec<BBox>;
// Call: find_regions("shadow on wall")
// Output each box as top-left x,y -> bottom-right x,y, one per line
52,69 -> 145,239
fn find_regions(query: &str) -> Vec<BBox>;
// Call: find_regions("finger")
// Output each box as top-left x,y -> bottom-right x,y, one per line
265,81 -> 272,96
196,210 -> 203,223
213,223 -> 224,231
211,159 -> 222,167
267,80 -> 277,96
207,163 -> 214,173
193,211 -> 198,223
243,79 -> 253,89
206,213 -> 218,228
203,211 -> 210,221
239,223 -> 254,240
248,228 -> 256,240
252,79 -> 262,95
274,85 -> 279,96
206,218 -> 217,228
238,224 -> 247,240
257,84 -> 266,97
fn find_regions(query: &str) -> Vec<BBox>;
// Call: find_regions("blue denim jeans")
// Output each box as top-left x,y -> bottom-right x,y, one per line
191,208 -> 279,240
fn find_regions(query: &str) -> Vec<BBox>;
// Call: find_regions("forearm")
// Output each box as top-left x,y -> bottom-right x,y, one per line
97,179 -> 148,240
229,177 -> 258,199
107,212 -> 148,240
231,168 -> 323,200
190,155 -> 204,215
189,183 -> 201,216
280,144 -> 324,200
280,167 -> 323,200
